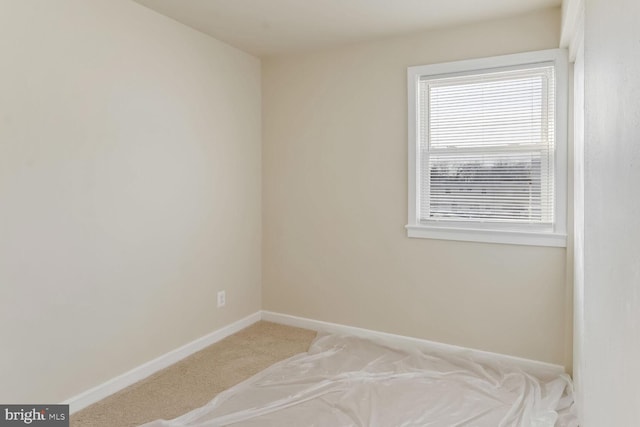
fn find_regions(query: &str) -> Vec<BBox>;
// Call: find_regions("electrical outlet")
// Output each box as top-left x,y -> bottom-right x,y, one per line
217,290 -> 226,308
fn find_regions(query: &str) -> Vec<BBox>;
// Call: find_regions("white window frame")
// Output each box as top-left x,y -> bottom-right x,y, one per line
406,49 -> 568,247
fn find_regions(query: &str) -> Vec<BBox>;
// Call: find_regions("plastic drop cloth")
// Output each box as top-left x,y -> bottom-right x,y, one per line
141,333 -> 577,427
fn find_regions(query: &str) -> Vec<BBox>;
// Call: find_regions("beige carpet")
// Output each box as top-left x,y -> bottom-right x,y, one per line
71,321 -> 317,427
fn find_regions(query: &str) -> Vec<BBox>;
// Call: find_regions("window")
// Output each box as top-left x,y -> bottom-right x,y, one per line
406,49 -> 567,247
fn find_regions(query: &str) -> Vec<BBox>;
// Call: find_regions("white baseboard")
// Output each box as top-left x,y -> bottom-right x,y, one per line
261,311 -> 565,379
64,311 -> 261,414
64,310 -> 565,414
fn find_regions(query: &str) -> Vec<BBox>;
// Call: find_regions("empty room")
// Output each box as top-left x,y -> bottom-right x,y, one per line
1,0 -> 638,426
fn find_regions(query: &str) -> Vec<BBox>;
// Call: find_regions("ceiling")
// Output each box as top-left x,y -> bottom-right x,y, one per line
134,0 -> 561,57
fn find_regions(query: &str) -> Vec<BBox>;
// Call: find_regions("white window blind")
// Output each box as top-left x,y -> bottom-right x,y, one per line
418,65 -> 556,226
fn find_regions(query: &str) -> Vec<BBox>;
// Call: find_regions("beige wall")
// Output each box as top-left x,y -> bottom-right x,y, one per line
0,0 -> 261,402
263,8 -> 568,365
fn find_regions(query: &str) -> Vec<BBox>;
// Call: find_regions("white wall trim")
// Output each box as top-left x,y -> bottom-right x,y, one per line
63,311 -> 261,414
560,0 -> 585,61
65,310 -> 565,413
262,311 -> 565,378
406,225 -> 567,247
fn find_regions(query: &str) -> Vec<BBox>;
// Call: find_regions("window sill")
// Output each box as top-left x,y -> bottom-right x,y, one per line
405,225 -> 567,248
